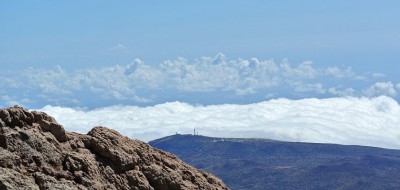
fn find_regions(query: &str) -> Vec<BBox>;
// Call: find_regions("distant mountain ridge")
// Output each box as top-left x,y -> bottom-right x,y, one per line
150,134 -> 400,190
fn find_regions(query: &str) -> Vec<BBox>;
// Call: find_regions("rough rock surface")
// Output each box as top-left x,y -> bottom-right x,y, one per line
0,106 -> 228,190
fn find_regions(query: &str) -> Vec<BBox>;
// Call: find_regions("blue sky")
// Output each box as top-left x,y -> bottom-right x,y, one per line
1,1 -> 400,108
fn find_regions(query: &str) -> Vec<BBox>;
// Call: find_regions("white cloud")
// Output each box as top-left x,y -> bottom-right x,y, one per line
0,53 -> 391,106
325,66 -> 355,78
159,54 -> 282,94
10,61 -> 159,104
353,75 -> 367,80
37,96 -> 400,149
371,72 -> 386,79
24,66 -> 72,95
293,83 -> 326,94
124,58 -> 142,75
327,87 -> 356,97
363,81 -> 397,97
1,95 -> 31,107
281,60 -> 317,79
110,43 -> 129,53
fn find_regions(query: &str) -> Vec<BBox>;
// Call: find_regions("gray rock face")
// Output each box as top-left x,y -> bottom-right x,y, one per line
0,106 -> 228,190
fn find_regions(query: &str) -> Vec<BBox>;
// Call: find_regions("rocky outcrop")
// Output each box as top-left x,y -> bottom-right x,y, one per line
0,106 -> 228,190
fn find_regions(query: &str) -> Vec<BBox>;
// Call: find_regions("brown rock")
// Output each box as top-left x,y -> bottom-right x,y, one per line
0,167 -> 39,190
0,106 -> 229,190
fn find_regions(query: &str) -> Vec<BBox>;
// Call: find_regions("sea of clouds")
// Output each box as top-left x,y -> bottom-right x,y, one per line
37,96 -> 400,149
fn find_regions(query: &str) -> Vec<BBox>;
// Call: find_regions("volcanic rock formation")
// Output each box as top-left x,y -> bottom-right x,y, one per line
0,106 -> 228,190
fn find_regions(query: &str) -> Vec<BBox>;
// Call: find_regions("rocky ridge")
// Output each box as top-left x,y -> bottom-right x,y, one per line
0,106 -> 228,190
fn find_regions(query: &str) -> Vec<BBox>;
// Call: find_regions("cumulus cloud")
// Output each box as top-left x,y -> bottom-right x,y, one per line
38,96 -> 400,149
281,60 -> 317,79
363,82 -> 397,97
6,61 -> 159,104
0,53 -> 393,107
325,66 -> 355,78
24,66 -> 72,95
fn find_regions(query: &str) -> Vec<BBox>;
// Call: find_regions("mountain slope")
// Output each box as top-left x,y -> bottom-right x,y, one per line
150,134 -> 400,190
0,106 -> 228,190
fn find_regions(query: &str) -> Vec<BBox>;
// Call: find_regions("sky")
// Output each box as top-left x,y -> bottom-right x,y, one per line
1,1 -> 400,148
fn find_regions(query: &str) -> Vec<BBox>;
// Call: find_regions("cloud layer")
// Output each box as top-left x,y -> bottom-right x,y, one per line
1,53 -> 398,108
38,96 -> 400,149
